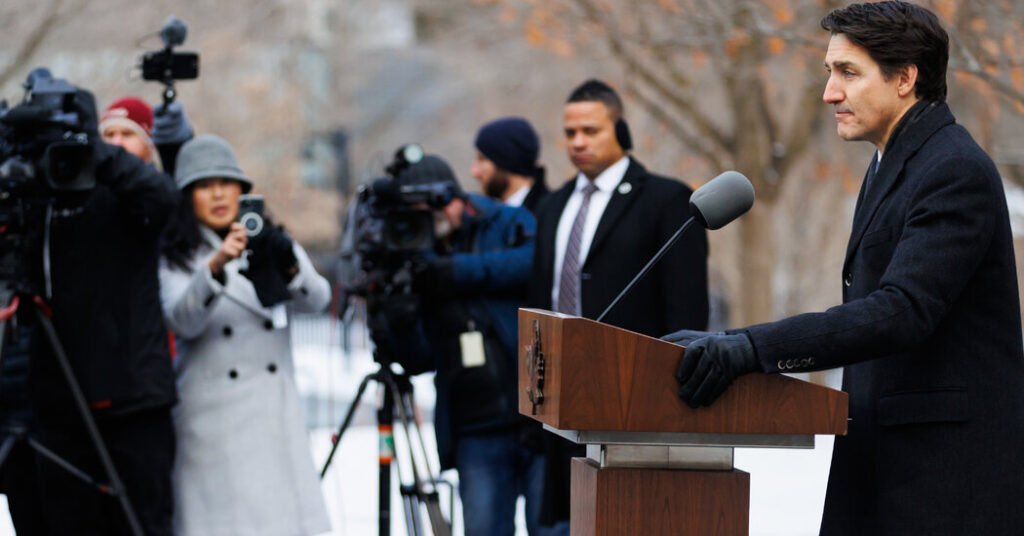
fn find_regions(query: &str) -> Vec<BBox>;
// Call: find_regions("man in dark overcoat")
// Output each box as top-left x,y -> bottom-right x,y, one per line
529,79 -> 709,531
667,2 -> 1024,534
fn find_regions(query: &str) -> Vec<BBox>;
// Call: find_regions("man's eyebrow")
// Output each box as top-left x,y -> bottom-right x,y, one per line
825,60 -> 854,70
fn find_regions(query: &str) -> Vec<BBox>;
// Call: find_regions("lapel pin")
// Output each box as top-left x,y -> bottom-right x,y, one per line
617,182 -> 632,195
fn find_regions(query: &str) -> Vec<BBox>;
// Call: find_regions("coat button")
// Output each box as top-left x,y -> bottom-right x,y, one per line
843,273 -> 853,287
264,319 -> 274,330
267,363 -> 277,373
228,369 -> 238,379
223,325 -> 233,337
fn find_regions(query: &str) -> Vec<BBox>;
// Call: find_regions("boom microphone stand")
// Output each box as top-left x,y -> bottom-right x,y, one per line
0,286 -> 143,536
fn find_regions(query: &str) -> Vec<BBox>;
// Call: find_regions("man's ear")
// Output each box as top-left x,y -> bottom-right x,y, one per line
898,64 -> 919,98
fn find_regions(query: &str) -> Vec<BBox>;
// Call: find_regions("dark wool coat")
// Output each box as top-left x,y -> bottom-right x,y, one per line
743,103 -> 1024,535
31,141 -> 179,421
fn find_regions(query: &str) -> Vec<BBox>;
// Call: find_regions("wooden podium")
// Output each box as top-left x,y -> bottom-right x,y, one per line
517,309 -> 847,535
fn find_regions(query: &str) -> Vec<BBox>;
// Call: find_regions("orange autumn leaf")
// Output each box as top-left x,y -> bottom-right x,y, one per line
550,38 -> 575,57
970,17 -> 987,33
981,38 -> 999,57
656,0 -> 683,15
1012,66 -> 1024,92
501,6 -> 518,25
525,23 -> 545,46
773,6 -> 794,25
932,0 -> 957,23
692,49 -> 707,68
768,36 -> 786,55
724,31 -> 750,58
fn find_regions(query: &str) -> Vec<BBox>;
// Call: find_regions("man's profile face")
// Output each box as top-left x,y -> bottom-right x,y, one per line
102,125 -> 151,162
564,100 -> 625,179
823,33 -> 913,150
470,151 -> 509,199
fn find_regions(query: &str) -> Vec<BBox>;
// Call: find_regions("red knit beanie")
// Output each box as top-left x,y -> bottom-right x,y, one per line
100,97 -> 154,135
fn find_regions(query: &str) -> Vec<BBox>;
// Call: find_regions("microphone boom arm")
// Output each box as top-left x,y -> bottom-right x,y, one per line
595,216 -> 697,323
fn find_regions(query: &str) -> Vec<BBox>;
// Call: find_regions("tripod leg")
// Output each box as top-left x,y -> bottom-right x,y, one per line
383,372 -> 451,536
379,382 -> 394,536
320,373 -> 375,479
32,307 -> 145,536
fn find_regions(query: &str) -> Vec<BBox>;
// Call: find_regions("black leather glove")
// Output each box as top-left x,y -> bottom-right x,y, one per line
264,225 -> 299,282
414,257 -> 454,297
675,333 -> 761,408
240,224 -> 297,308
661,329 -> 724,346
152,101 -> 194,146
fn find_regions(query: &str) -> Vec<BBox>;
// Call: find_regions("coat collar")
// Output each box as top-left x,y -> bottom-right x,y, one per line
843,102 -> 954,269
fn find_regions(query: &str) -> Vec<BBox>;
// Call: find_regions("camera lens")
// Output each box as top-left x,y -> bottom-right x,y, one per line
240,212 -> 264,237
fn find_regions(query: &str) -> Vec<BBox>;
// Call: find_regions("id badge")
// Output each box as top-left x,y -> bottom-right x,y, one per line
460,331 -> 486,368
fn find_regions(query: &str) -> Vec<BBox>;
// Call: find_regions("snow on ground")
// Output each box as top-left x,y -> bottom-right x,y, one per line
0,315 -> 837,535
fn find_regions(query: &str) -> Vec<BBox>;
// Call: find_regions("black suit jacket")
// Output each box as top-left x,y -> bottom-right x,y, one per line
529,158 -> 709,523
521,180 -> 549,215
528,159 -> 709,335
744,103 -> 1024,534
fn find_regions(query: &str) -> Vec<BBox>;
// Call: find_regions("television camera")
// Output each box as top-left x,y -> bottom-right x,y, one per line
337,144 -> 460,335
0,68 -> 99,290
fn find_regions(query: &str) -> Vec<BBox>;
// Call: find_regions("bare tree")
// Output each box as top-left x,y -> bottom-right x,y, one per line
0,0 -> 91,90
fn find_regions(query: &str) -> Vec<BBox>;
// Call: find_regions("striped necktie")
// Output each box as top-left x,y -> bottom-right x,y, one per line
557,182 -> 599,315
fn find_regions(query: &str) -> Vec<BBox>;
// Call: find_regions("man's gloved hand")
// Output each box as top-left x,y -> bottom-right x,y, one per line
414,257 -> 454,297
152,101 -> 194,146
675,333 -> 761,408
661,329 -> 724,346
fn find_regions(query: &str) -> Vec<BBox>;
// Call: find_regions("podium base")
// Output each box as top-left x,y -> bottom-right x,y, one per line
570,457 -> 749,536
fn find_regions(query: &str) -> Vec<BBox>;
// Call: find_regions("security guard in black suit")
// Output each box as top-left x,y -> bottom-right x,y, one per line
529,79 -> 709,530
667,3 -> 1024,534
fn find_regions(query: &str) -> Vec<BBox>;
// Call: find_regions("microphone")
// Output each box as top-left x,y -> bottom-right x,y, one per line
688,170 -> 755,230
595,171 -> 754,323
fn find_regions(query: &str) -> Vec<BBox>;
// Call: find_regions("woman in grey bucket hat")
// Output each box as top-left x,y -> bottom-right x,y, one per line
174,134 -> 253,192
159,134 -> 331,535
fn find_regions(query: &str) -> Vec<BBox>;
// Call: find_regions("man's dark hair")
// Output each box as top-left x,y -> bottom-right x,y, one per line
821,1 -> 949,103
566,79 -> 624,119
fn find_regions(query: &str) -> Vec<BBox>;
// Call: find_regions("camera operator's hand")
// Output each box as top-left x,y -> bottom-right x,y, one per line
209,222 -> 247,282
414,257 -> 454,298
152,101 -> 194,146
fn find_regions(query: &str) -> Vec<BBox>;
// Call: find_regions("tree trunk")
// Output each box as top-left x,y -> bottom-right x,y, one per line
735,200 -> 776,327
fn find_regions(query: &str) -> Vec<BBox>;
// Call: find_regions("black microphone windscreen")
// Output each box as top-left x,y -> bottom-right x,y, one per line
689,171 -> 754,230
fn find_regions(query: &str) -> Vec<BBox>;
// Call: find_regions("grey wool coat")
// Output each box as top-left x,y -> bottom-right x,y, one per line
160,227 -> 331,536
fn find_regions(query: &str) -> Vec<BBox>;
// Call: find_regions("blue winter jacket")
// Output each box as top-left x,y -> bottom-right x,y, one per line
394,193 -> 535,469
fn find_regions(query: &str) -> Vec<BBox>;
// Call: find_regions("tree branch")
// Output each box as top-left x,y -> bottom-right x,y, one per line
571,0 -> 734,153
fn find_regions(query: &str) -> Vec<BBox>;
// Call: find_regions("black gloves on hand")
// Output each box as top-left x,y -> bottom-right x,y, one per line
239,224 -> 298,308
415,257 -> 454,298
152,101 -> 194,146
675,333 -> 761,408
661,329 -> 724,346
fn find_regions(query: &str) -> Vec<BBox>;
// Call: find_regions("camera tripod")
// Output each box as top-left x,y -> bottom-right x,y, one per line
0,287 -> 143,536
320,353 -> 452,536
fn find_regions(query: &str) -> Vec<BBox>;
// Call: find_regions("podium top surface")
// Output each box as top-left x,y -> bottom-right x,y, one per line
518,309 -> 848,437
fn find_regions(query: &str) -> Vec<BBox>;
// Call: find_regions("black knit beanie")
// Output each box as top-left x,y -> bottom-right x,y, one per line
473,117 -> 540,177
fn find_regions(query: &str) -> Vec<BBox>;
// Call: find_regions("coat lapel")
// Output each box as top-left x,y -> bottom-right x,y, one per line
842,103 -> 955,270
587,160 -> 646,263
